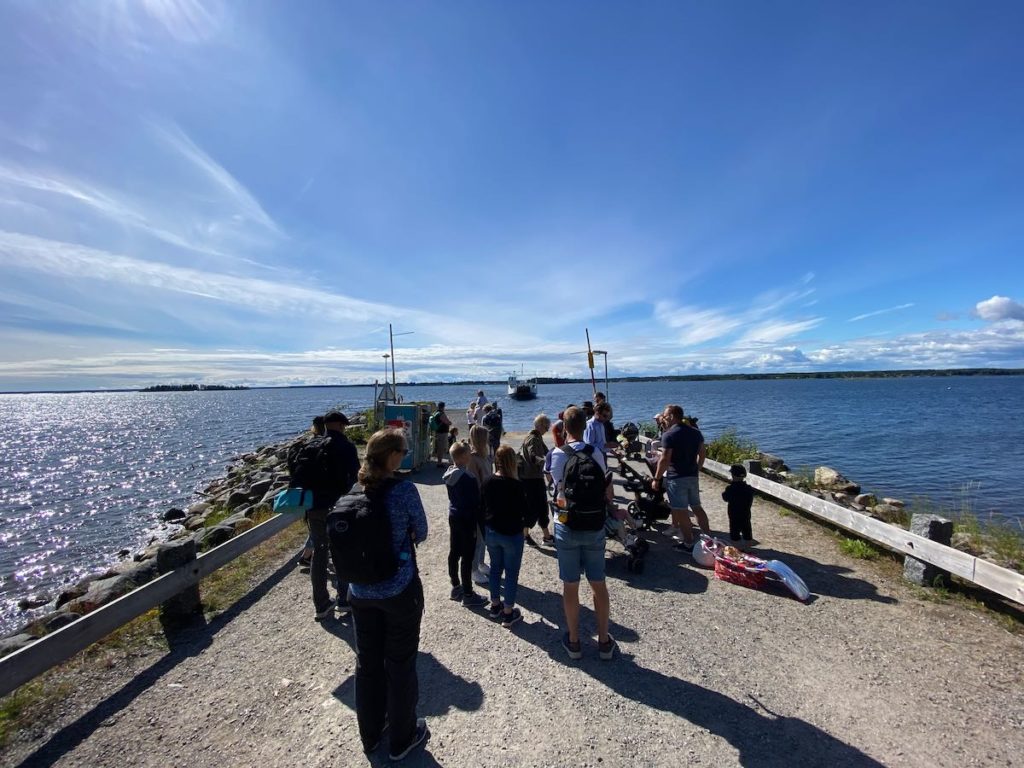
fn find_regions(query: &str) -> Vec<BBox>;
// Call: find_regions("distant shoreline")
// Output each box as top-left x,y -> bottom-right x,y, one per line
2,367 -> 1022,395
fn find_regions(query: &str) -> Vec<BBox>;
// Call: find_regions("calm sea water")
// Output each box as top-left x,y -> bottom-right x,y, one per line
1,376 -> 1020,634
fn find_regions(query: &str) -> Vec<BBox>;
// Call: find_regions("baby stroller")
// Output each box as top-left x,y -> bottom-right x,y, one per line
605,506 -> 650,573
618,460 -> 672,531
615,422 -> 644,460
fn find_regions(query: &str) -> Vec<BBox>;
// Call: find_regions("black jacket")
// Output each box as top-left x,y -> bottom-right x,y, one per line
317,430 -> 360,509
481,476 -> 526,536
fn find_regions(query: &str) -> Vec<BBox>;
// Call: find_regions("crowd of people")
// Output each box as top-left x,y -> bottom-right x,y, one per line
286,392 -> 757,761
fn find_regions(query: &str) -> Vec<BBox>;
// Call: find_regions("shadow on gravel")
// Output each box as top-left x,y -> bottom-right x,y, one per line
513,584 -> 640,646
332,651 -> 482,767
13,554 -> 299,768
563,650 -> 885,768
331,651 -> 484,718
752,548 -> 897,604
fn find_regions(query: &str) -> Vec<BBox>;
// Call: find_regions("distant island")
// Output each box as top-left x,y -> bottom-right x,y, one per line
141,384 -> 250,392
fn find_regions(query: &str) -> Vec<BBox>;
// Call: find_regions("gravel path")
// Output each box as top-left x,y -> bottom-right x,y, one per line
5,453 -> 1023,768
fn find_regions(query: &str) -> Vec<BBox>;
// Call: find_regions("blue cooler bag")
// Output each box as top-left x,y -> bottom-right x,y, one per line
273,487 -> 315,514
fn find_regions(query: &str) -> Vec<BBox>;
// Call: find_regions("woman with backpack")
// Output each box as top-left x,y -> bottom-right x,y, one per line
481,445 -> 528,627
345,428 -> 430,761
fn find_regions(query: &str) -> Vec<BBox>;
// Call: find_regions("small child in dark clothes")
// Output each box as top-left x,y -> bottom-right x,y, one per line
448,427 -> 459,448
722,464 -> 756,547
443,442 -> 487,607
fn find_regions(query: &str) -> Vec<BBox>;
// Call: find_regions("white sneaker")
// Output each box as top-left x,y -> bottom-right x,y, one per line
314,599 -> 336,621
472,568 -> 489,585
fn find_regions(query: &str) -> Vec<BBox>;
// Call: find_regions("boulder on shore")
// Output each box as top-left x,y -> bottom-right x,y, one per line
163,507 -> 186,522
814,466 -> 861,495
758,453 -> 788,472
855,493 -> 878,507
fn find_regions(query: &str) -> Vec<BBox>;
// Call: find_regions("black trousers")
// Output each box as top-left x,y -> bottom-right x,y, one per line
306,508 -> 348,613
522,478 -> 550,529
349,577 -> 424,753
448,517 -> 477,591
728,510 -> 752,541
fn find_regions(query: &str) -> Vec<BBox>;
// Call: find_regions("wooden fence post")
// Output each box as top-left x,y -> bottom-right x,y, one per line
904,514 -> 954,588
156,539 -> 201,628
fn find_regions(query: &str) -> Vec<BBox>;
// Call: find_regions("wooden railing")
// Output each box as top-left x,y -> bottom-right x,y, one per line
631,437 -> 1023,606
0,511 -> 302,699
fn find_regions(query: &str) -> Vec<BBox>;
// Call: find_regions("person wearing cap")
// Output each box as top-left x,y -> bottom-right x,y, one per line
307,410 -> 361,619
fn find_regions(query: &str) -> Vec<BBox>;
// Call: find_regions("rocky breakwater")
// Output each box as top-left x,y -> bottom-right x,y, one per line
0,433 -> 315,658
748,452 -> 1021,574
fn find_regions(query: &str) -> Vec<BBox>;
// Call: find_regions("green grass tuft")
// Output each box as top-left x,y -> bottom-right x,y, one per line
705,429 -> 759,465
838,537 -> 880,560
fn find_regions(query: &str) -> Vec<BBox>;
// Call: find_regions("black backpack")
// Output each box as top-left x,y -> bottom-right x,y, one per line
287,435 -> 352,505
327,480 -> 404,585
562,444 -> 608,531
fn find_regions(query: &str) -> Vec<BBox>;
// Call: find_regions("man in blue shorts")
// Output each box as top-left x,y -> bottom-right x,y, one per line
549,407 -> 616,661
652,404 -> 710,550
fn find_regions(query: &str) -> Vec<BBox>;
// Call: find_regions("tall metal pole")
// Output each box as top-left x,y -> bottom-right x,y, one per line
382,354 -> 391,401
584,328 -> 597,397
389,323 -> 397,401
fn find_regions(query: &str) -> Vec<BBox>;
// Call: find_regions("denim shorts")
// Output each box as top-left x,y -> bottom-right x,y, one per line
554,523 -> 606,583
665,476 -> 702,509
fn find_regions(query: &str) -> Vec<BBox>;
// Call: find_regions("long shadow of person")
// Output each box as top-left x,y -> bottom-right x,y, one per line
332,650 -> 484,719
752,547 -> 897,604
333,651 -> 483,767
567,649 -> 884,767
13,554 -> 299,768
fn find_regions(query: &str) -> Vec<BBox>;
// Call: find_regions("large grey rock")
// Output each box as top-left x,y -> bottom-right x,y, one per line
17,594 -> 50,611
226,489 -> 250,509
187,501 -> 211,516
248,478 -> 274,499
55,579 -> 95,610
66,574 -> 136,614
883,497 -> 905,508
854,493 -> 877,507
814,466 -> 861,495
904,514 -> 954,587
162,507 -> 186,522
758,453 -> 788,471
0,633 -> 35,656
870,503 -> 907,525
43,611 -> 79,632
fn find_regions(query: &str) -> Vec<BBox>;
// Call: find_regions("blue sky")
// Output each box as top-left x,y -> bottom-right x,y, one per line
1,0 -> 1023,390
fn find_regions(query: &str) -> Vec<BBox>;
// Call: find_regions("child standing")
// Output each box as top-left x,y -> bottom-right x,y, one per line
481,445 -> 527,628
443,443 -> 488,607
722,464 -> 756,547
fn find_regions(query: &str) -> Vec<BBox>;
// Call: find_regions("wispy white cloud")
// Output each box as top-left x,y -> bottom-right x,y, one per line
735,317 -> 824,345
0,230 -> 532,348
654,276 -> 821,348
848,302 -> 915,322
150,120 -> 282,240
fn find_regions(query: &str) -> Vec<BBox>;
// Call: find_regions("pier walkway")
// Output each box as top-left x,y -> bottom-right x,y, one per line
4,460 -> 1023,767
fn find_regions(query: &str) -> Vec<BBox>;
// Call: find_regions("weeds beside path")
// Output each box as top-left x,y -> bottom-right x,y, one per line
3,461 -> 1022,767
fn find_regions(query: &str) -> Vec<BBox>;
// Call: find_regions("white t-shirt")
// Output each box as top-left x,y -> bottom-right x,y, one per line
583,417 -> 606,455
549,440 -> 608,494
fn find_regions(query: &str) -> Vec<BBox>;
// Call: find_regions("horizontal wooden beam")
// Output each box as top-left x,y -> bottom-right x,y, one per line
0,512 -> 301,699
637,438 -> 1024,606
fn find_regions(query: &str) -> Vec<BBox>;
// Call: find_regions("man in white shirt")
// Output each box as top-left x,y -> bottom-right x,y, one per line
583,402 -> 612,458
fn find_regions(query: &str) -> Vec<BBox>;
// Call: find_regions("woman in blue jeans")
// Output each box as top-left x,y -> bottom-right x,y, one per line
481,445 -> 527,628
348,429 -> 430,761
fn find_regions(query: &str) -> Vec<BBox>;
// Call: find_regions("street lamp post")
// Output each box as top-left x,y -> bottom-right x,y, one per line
593,350 -> 609,399
382,354 -> 391,401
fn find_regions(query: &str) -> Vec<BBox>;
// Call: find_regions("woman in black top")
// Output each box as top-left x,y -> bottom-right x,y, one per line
481,445 -> 527,627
